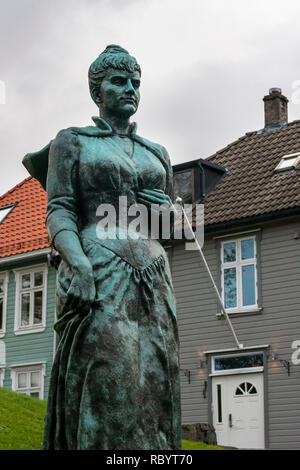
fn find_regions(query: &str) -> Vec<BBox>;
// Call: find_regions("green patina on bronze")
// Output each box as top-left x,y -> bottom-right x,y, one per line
23,45 -> 181,450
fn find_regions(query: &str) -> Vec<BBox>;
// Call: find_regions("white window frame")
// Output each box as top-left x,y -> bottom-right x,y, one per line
13,264 -> 48,335
210,351 -> 264,377
221,236 -> 258,314
10,362 -> 46,399
0,367 -> 4,387
0,271 -> 9,338
275,152 -> 300,171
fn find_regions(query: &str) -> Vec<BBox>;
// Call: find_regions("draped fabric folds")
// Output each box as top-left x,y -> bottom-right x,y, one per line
40,118 -> 181,450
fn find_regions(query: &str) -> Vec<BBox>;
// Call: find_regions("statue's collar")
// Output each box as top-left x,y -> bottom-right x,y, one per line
91,116 -> 137,136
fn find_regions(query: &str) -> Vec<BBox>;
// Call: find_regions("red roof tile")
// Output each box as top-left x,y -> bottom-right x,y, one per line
0,177 -> 50,258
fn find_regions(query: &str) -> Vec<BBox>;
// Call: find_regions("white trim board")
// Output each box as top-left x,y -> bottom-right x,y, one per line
204,345 -> 270,355
0,248 -> 51,265
213,228 -> 261,240
0,271 -> 9,338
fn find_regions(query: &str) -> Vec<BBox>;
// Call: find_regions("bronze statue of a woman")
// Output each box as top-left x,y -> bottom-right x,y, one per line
23,45 -> 181,450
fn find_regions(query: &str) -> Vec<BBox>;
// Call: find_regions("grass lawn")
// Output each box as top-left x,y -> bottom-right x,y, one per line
182,439 -> 224,450
0,387 -> 47,450
0,387 -> 224,450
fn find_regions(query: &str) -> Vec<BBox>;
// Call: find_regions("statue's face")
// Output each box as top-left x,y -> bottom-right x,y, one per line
99,67 -> 141,118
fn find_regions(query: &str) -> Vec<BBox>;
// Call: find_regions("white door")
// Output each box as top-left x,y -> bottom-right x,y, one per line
212,373 -> 264,449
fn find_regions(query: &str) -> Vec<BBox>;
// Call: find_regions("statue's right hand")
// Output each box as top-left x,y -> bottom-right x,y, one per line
66,262 -> 96,315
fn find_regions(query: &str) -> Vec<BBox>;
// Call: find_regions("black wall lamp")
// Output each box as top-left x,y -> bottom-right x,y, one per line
181,360 -> 206,385
180,369 -> 191,384
271,352 -> 290,376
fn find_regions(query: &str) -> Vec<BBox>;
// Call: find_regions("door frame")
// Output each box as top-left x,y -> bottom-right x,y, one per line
206,347 -> 269,449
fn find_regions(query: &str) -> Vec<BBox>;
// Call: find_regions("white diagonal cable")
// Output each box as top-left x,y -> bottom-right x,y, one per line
173,198 -> 243,350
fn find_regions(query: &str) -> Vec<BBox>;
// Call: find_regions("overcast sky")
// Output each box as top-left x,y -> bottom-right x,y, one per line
1,0 -> 300,196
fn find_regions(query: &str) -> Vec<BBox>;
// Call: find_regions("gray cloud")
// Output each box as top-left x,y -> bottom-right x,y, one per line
1,0 -> 300,195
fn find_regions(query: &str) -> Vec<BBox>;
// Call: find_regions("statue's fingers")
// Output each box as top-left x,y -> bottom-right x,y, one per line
141,188 -> 164,195
137,197 -> 165,210
138,190 -> 171,204
137,194 -> 169,205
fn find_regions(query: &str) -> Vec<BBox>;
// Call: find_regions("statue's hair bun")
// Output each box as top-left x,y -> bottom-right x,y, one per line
102,45 -> 129,55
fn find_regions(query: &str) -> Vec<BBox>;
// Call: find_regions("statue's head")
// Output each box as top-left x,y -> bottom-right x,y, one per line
89,45 -> 141,117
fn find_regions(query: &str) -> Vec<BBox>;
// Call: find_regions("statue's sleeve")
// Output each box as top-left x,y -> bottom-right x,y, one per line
160,146 -> 175,244
46,129 -> 80,249
163,146 -> 174,204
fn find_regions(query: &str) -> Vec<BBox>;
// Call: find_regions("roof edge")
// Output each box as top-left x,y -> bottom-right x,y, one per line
204,207 -> 300,233
205,118 -> 300,162
0,247 -> 51,266
0,177 -> 33,202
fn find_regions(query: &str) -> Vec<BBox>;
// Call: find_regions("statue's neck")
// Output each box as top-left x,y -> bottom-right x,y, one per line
99,110 -> 130,135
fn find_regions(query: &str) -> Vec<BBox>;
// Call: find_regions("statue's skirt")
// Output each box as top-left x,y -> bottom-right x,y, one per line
43,237 -> 181,450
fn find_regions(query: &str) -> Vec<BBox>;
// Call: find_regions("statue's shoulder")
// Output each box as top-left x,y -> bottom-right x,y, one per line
53,125 -> 102,147
22,125 -> 90,190
22,124 -> 111,189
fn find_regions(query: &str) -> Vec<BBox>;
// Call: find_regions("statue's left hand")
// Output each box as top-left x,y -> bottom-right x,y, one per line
137,188 -> 172,210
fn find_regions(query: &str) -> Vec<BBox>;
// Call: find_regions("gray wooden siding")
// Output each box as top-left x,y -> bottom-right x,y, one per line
171,220 -> 300,449
0,256 -> 56,400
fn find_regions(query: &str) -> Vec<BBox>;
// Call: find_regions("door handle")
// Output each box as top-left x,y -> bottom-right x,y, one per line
229,413 -> 233,428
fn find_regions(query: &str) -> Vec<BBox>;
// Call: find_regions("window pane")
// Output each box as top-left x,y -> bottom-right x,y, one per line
0,279 -> 4,294
278,156 -> 297,169
223,242 -> 236,262
242,264 -> 256,306
21,274 -> 31,289
173,169 -> 194,205
224,267 -> 237,308
214,354 -> 263,371
34,272 -> 43,287
31,371 -> 40,387
249,385 -> 257,395
241,239 -> 254,259
217,384 -> 222,423
17,372 -> 27,388
0,298 -> 3,329
30,392 -> 40,399
21,294 -> 30,326
33,291 -> 43,324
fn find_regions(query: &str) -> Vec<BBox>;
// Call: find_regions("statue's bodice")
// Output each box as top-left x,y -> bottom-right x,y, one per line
77,134 -> 166,231
46,124 -> 172,268
76,134 -> 168,266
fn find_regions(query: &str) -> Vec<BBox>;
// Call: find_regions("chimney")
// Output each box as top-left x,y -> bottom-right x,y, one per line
263,88 -> 288,128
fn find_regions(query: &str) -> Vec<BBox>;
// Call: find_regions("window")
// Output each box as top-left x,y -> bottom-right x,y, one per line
0,368 -> 4,387
0,204 -> 15,225
275,152 -> 300,172
10,363 -> 45,399
235,382 -> 257,396
217,384 -> 222,423
173,169 -> 194,204
221,237 -> 257,312
0,272 -> 8,338
14,265 -> 47,335
212,352 -> 264,376
214,354 -> 263,372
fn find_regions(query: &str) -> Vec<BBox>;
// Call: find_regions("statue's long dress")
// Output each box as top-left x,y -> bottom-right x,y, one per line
43,118 -> 181,450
